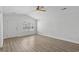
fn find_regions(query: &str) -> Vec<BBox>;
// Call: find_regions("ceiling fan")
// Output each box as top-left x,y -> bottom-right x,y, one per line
36,6 -> 46,12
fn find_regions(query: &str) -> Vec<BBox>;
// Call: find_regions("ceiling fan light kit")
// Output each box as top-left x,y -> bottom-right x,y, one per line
36,6 -> 46,12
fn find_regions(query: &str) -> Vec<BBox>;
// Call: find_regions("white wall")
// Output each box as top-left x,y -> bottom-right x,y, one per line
34,6 -> 79,44
3,13 -> 37,39
0,7 -> 3,47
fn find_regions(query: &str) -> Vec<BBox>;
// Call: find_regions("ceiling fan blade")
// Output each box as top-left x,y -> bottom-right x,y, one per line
36,6 -> 46,12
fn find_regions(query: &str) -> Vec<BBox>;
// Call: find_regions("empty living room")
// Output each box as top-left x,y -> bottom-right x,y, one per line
0,6 -> 79,52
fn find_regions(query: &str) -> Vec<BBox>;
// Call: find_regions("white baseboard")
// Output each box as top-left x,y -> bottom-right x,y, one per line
3,33 -> 37,40
38,33 -> 79,44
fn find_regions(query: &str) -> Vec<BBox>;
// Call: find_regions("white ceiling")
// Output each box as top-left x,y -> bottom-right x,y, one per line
3,6 -> 79,19
3,6 -> 34,14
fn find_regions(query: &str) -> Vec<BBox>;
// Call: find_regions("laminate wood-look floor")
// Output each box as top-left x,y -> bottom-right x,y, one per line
0,35 -> 79,52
